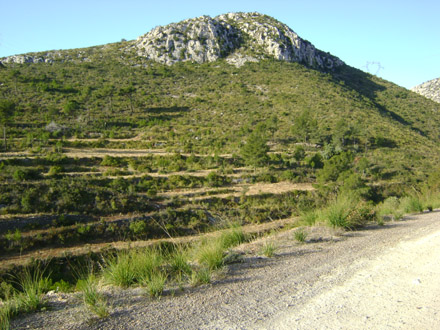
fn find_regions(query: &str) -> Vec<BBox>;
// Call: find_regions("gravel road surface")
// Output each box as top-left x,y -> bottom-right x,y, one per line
11,211 -> 440,329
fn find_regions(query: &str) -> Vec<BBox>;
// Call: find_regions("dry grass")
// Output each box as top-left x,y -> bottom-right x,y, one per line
159,181 -> 314,201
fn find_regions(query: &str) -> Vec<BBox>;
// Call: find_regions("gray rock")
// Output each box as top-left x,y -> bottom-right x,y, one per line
1,12 -> 343,70
411,78 -> 440,103
132,12 -> 343,69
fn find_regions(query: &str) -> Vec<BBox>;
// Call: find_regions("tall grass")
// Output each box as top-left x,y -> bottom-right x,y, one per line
402,196 -> 424,213
0,266 -> 49,329
168,246 -> 192,279
193,225 -> 246,271
101,247 -> 164,288
302,195 -> 375,230
421,190 -> 440,211
13,267 -> 47,313
101,251 -> 137,288
0,302 -> 12,330
77,274 -> 109,318
294,228 -> 308,243
261,241 -> 276,257
376,194 -> 430,223
144,271 -> 167,297
194,238 -> 225,270
219,225 -> 246,249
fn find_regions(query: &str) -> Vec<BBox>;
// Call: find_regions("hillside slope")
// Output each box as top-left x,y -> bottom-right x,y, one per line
0,12 -> 440,262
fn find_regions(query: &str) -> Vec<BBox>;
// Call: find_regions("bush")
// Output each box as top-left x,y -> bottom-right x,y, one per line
205,171 -> 227,187
376,196 -> 403,221
400,196 -> 424,213
240,132 -> 269,167
47,165 -> 63,176
322,195 -> 375,229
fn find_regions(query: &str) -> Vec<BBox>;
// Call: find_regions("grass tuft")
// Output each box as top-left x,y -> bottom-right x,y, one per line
293,228 -> 308,243
261,241 -> 276,257
101,251 -> 137,288
77,274 -> 109,318
0,302 -> 12,330
190,267 -> 211,286
144,271 -> 167,298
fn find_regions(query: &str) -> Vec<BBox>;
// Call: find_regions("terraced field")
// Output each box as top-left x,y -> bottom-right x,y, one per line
0,139 -> 319,273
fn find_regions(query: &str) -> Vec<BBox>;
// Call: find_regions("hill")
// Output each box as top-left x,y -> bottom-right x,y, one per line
0,12 -> 440,267
411,78 -> 440,103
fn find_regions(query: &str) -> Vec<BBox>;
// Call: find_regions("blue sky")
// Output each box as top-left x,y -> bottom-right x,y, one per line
0,0 -> 438,88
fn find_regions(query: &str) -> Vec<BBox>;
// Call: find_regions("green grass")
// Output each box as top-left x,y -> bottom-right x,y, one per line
0,302 -> 12,330
101,247 -> 165,288
376,194 -> 429,223
293,228 -> 308,243
400,196 -> 424,214
190,267 -> 211,286
77,274 -> 109,318
194,238 -> 225,270
101,251 -> 138,288
319,195 -> 375,229
261,241 -> 276,257
13,267 -> 47,313
376,196 -> 403,221
168,246 -> 192,279
219,225 -> 246,249
144,271 -> 167,298
0,266 -> 50,329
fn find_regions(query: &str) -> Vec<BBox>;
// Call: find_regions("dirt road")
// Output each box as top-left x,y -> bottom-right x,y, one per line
11,211 -> 440,329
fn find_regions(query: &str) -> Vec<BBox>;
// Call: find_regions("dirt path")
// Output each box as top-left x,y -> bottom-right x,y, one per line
10,211 -> 440,329
0,148 -> 233,159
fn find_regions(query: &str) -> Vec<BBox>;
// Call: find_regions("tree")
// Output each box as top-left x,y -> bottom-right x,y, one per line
100,84 -> 116,114
240,131 -> 269,168
0,100 -> 15,151
291,109 -> 317,143
8,69 -> 20,95
119,85 -> 136,115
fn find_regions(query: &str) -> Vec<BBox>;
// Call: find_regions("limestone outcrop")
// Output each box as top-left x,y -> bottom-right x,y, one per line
133,12 -> 343,69
411,78 -> 440,103
1,12 -> 343,70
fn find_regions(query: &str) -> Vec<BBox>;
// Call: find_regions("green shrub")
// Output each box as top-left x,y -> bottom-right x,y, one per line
47,165 -> 63,176
323,195 -> 374,229
400,196 -> 424,213
376,196 -> 403,220
129,220 -> 147,237
205,171 -> 227,187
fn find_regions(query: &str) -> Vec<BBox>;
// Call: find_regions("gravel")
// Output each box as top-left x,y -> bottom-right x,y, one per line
11,211 -> 440,330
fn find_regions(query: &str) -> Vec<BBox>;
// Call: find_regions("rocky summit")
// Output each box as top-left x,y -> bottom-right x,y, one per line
133,12 -> 343,69
411,78 -> 440,103
1,12 -> 343,70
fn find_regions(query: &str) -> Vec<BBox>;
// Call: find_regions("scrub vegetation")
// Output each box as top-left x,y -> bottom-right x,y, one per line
1,39 -> 440,327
